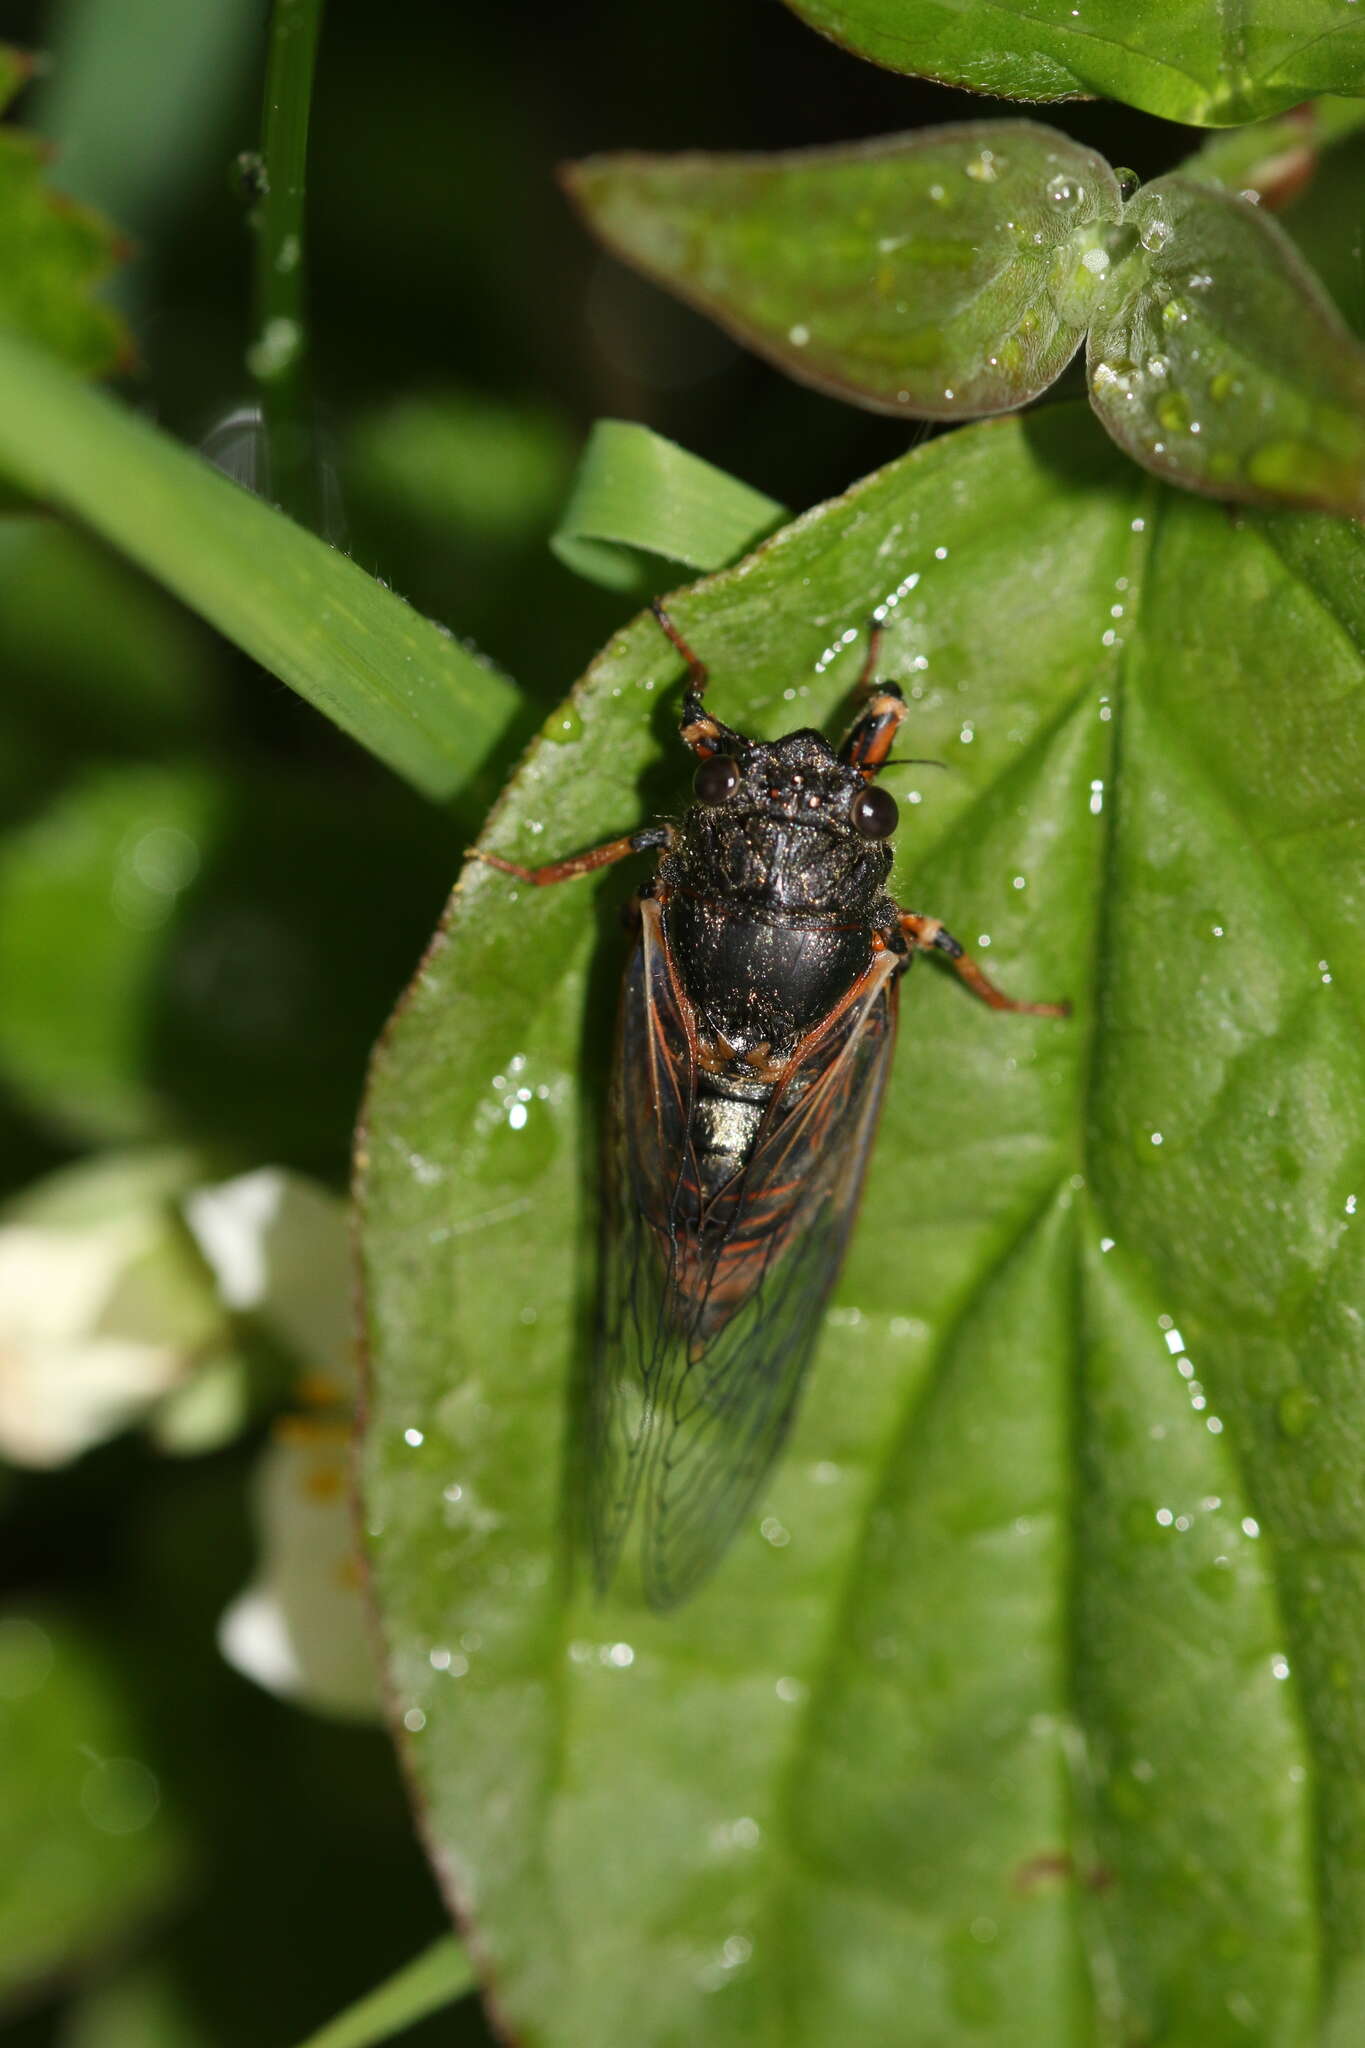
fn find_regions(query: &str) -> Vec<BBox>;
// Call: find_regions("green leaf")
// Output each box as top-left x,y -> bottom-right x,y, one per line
0,1609 -> 184,2002
1087,176 -> 1365,518
566,125 -> 1122,419
1184,96 -> 1365,209
550,420 -> 786,592
0,334 -> 520,802
358,404 -> 1365,2044
290,1937 -> 475,2048
0,54 -> 131,376
782,0 -> 1365,127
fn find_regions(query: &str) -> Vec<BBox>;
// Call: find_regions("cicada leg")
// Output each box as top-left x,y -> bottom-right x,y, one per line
838,620 -> 906,779
652,601 -> 747,761
899,912 -> 1069,1017
471,822 -> 672,887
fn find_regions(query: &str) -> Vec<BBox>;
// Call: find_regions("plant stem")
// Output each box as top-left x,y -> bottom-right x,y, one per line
250,0 -> 326,525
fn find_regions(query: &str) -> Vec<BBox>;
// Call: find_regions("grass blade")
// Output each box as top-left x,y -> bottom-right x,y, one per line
0,333 -> 519,802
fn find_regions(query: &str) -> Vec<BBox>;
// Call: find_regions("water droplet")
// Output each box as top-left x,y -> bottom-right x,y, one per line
788,323 -> 810,347
543,705 -> 584,745
1140,215 -> 1172,254
1145,353 -> 1169,380
246,315 -> 302,382
964,151 -> 999,183
1161,296 -> 1189,330
404,1427 -> 425,1447
1270,1654 -> 1291,1681
1046,173 -> 1081,206
403,1707 -> 426,1732
1114,166 -> 1140,202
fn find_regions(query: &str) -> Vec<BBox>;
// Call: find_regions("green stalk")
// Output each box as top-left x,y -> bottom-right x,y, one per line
249,0 -> 326,525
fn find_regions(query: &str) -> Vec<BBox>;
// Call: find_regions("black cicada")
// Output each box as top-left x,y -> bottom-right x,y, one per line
479,605 -> 1065,1607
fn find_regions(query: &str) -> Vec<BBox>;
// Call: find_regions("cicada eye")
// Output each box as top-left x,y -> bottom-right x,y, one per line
693,754 -> 742,804
851,785 -> 899,839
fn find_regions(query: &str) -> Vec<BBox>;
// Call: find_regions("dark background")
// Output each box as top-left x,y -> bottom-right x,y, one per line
0,3 -> 1187,2041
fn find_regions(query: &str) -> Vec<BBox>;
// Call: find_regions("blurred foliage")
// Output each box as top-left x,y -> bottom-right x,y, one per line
0,41 -> 129,373
3,0 -> 1364,2045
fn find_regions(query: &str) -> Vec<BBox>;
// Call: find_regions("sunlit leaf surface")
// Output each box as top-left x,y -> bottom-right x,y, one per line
358,407 -> 1365,2045
1088,177 -> 1365,519
566,125 -> 1121,419
782,0 -> 1365,127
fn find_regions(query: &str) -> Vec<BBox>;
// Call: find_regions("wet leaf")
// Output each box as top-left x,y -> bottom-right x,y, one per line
565,124 -> 1122,419
1087,176 -> 1365,518
0,50 -> 130,376
358,406 -> 1365,2044
781,0 -> 1365,128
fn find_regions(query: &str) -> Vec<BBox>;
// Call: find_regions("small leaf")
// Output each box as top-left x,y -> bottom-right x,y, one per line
551,420 -> 786,591
1087,176 -> 1365,517
0,56 -> 131,376
290,1937 -> 475,2048
781,0 -> 1365,127
566,124 -> 1122,419
0,334 -> 520,803
358,405 -> 1365,2043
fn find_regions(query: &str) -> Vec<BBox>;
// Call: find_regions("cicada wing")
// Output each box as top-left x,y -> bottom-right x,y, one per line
587,899 -> 701,1593
640,949 -> 899,1609
588,895 -> 899,1609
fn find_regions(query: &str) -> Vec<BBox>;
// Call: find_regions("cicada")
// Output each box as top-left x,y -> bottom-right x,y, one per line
479,606 -> 1065,1607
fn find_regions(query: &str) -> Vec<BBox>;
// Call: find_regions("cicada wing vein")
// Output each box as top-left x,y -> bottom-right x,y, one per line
589,900 -> 899,1608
